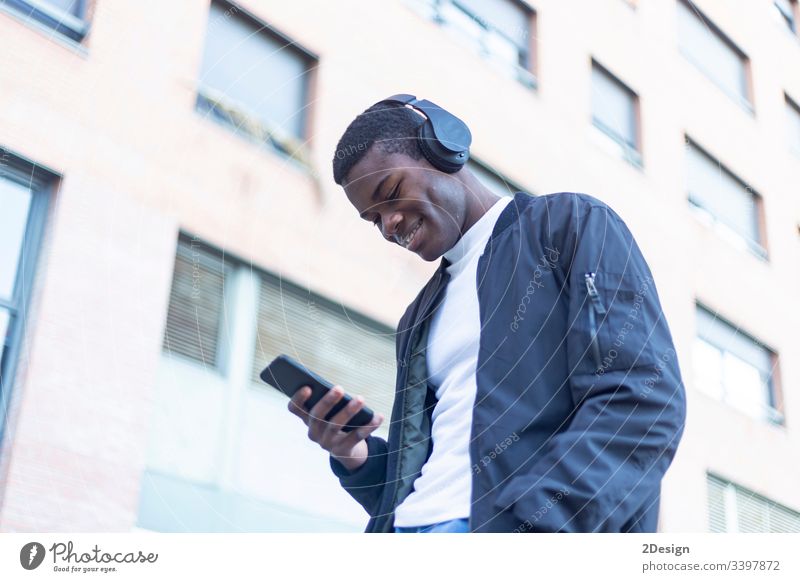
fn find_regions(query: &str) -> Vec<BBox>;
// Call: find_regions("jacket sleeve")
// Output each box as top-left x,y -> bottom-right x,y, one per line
329,434 -> 388,517
494,198 -> 687,532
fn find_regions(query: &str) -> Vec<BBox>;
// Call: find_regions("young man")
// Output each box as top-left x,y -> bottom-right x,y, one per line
287,97 -> 687,533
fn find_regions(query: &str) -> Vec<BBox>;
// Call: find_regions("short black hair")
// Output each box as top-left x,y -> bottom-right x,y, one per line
332,100 -> 425,186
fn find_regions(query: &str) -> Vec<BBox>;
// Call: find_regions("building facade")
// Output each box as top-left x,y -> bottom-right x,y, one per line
0,0 -> 798,532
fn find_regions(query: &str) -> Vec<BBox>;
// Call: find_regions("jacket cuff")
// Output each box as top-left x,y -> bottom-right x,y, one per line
329,435 -> 386,486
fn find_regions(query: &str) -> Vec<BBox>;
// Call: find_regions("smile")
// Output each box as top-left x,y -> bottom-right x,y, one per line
398,219 -> 423,249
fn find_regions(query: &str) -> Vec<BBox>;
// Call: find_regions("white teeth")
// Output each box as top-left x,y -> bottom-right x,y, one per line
401,220 -> 422,247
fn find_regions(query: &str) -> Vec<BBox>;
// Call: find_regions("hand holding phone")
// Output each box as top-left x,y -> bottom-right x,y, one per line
261,355 -> 384,473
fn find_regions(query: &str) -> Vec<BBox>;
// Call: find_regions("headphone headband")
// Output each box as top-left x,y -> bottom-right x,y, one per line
381,94 -> 472,173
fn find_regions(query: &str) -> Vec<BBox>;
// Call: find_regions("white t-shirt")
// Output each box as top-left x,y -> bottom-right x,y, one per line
393,195 -> 513,527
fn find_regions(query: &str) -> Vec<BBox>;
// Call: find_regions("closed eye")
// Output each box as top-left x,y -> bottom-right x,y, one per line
371,181 -> 401,227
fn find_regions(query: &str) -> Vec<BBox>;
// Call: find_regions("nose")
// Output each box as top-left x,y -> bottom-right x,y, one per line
380,211 -> 403,242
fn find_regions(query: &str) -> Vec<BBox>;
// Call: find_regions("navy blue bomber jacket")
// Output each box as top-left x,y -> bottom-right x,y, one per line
329,191 -> 687,533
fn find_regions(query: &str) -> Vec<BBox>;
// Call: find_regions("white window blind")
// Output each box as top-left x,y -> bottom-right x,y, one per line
677,0 -> 749,106
592,62 -> 638,151
162,237 -> 229,369
252,276 -> 397,421
686,141 -> 760,248
707,474 -> 800,532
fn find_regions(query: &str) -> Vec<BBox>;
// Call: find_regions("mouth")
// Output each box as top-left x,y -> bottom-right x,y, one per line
397,218 -> 423,250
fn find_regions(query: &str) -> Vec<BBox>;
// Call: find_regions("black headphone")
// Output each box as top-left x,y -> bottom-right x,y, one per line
380,94 -> 472,173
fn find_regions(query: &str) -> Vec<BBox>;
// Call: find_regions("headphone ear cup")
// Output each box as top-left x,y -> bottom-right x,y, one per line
417,122 -> 466,173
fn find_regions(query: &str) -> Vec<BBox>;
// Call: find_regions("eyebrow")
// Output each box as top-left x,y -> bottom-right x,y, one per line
359,174 -> 390,219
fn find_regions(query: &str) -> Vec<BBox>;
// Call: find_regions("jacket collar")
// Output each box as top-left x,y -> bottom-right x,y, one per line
436,191 -> 532,274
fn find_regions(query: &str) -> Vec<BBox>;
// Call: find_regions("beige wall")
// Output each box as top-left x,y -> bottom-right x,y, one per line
0,0 -> 797,531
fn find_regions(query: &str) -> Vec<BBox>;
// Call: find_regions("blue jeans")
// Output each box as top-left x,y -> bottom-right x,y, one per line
394,517 -> 470,533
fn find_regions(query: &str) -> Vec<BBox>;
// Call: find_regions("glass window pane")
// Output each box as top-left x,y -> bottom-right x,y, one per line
686,143 -> 758,244
467,160 -> 518,198
0,177 -> 33,301
0,308 -> 9,347
456,0 -> 530,46
592,64 -> 636,148
692,337 -> 724,400
198,2 -> 310,139
696,306 -> 771,375
162,238 -> 229,368
722,352 -> 769,419
773,0 -> 797,32
43,0 -> 82,16
677,1 -> 748,103
787,98 -> 800,153
441,1 -> 485,44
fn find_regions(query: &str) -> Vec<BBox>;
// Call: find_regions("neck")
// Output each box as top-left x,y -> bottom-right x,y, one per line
459,173 -> 502,235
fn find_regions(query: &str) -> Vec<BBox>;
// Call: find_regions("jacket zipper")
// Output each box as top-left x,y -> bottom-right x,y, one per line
584,272 -> 607,371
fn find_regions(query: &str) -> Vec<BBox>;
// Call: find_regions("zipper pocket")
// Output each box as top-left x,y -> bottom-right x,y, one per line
584,272 -> 607,371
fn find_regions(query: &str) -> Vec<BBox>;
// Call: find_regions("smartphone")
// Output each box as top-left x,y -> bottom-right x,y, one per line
260,354 -> 375,432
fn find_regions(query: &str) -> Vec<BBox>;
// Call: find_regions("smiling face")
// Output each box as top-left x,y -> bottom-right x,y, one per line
343,148 -> 479,262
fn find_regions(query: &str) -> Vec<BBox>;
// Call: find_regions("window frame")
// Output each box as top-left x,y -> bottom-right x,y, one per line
0,148 -> 54,444
408,0 -> 538,90
693,303 -> 783,426
0,0 -> 90,43
194,0 -> 318,167
684,136 -> 768,260
467,156 -> 532,197
707,472 -> 800,532
676,0 -> 754,113
773,0 -> 799,35
590,58 -> 643,168
786,93 -> 800,156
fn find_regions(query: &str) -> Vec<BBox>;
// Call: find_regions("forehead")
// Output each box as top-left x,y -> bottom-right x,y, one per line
343,150 -> 420,206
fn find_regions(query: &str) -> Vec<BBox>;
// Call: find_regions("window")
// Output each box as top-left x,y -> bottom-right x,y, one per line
591,60 -> 641,167
676,0 -> 752,110
772,0 -> 798,34
685,138 -> 766,258
467,158 -> 528,198
145,233 -> 396,531
787,95 -> 800,155
162,235 -> 230,371
195,0 -> 316,164
708,473 -> 800,532
407,0 -> 537,88
251,272 -> 397,421
1,0 -> 89,42
0,149 -> 52,440
692,305 -> 782,425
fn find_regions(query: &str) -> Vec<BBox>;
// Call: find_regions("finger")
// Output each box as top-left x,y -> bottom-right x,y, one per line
287,386 -> 311,423
308,385 -> 345,439
327,394 -> 365,433
337,413 -> 384,451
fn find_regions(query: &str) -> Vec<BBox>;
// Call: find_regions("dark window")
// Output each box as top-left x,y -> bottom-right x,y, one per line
195,0 -> 316,162
591,60 -> 641,166
1,0 -> 90,42
677,0 -> 751,110
467,158 -> 529,198
162,235 -> 230,371
773,0 -> 798,34
685,138 -> 766,258
410,0 -> 537,88
786,94 -> 800,155
0,149 -> 53,440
